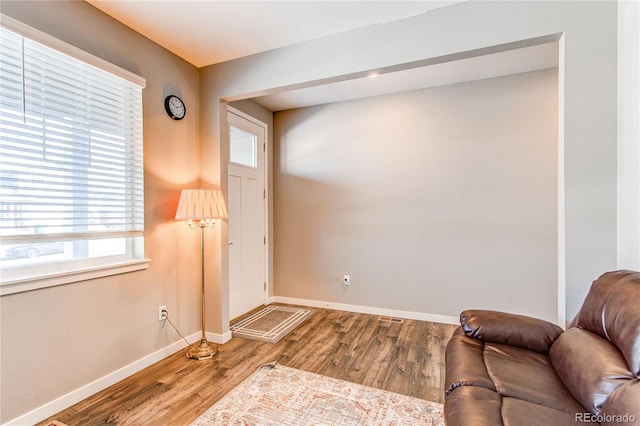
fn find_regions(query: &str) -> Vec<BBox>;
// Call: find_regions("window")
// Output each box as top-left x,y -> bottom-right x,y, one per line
230,126 -> 257,168
0,19 -> 147,295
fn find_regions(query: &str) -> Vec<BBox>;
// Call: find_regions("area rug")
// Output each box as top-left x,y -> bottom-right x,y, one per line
191,362 -> 444,425
230,305 -> 313,343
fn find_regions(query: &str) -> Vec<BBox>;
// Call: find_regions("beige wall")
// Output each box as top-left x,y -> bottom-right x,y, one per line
0,2 -> 205,423
273,70 -> 558,321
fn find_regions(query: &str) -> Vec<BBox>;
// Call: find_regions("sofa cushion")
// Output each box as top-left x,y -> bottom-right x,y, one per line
444,385 -> 502,426
460,309 -> 564,354
600,379 -> 640,425
483,342 -> 585,414
445,332 -> 496,396
572,270 -> 640,375
445,386 -> 582,426
550,327 -> 635,415
502,397 -> 579,426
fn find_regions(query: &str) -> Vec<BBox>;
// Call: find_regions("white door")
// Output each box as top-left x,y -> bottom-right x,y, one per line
228,109 -> 267,320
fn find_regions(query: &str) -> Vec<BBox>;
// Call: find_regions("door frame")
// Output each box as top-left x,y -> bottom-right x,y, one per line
227,105 -> 270,316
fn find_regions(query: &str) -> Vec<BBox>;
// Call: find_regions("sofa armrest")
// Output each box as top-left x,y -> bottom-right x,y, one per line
460,309 -> 564,354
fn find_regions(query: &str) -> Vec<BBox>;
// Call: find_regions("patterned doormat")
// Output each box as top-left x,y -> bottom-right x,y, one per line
191,362 -> 444,425
230,305 -> 313,343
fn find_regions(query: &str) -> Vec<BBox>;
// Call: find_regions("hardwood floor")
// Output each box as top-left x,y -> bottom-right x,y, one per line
40,306 -> 457,426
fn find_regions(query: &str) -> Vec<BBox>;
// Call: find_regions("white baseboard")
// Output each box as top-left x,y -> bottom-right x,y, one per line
4,332 -> 201,426
207,329 -> 233,344
272,296 -> 460,325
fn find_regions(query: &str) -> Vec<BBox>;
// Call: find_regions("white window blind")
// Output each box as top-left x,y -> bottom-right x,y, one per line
0,26 -> 144,244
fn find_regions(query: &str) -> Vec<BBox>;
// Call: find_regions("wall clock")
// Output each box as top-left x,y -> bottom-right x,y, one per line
164,95 -> 186,120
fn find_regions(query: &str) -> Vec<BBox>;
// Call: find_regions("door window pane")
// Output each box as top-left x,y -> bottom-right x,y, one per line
230,126 -> 257,168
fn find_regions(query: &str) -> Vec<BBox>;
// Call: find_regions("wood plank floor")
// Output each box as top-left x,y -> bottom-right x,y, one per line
40,306 -> 457,426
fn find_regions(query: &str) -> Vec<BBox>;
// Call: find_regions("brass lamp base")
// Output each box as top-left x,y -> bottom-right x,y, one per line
186,339 -> 219,360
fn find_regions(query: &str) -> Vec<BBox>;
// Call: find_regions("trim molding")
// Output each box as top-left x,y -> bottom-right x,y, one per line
0,258 -> 150,296
272,296 -> 459,325
4,332 -> 200,426
207,329 -> 233,344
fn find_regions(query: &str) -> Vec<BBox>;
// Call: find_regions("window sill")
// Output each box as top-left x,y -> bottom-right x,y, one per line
0,258 -> 150,296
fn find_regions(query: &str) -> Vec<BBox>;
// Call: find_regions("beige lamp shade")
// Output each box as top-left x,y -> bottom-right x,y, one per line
175,188 -> 228,220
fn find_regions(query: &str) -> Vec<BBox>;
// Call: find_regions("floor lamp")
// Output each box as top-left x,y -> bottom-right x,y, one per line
175,188 -> 228,360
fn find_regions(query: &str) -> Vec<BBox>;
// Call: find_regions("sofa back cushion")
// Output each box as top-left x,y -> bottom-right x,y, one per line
571,270 -> 640,375
460,309 -> 563,354
550,270 -> 640,416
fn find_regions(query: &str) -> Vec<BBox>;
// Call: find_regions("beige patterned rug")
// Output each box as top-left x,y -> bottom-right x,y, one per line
191,362 -> 444,425
230,305 -> 313,343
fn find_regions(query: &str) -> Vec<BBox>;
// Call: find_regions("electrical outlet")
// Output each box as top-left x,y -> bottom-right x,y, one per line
158,305 -> 167,321
343,275 -> 351,286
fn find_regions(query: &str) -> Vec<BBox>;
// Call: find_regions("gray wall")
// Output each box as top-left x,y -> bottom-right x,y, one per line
0,2 -> 205,423
273,70 -> 559,322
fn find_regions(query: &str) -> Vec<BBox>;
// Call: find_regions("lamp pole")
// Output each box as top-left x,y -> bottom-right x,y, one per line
186,220 -> 219,360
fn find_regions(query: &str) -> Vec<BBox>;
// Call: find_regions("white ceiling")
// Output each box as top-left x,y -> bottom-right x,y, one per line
85,0 -> 558,112
86,1 -> 461,68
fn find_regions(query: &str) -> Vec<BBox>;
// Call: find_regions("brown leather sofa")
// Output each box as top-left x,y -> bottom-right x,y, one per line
444,270 -> 640,425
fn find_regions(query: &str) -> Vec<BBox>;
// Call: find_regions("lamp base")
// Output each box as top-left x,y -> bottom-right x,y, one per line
186,338 -> 219,360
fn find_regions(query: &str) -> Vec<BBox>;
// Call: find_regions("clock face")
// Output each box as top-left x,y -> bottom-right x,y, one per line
164,95 -> 186,120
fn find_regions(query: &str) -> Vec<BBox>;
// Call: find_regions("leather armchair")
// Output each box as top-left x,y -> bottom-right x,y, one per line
444,270 -> 640,425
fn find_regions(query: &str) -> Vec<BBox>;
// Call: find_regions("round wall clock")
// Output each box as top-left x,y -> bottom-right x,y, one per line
164,95 -> 186,120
